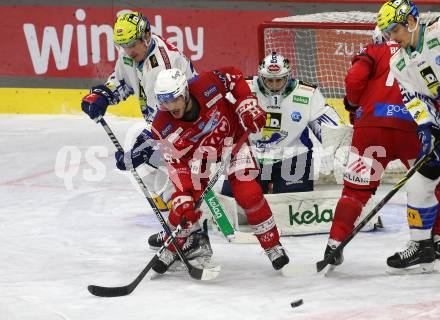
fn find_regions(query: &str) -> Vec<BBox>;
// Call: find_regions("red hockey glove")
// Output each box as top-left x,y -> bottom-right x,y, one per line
168,191 -> 202,227
234,96 -> 266,133
343,96 -> 359,125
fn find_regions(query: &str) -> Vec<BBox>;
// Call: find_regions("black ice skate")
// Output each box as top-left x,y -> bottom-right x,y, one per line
387,239 -> 435,274
324,240 -> 344,266
148,225 -> 203,250
148,230 -> 166,250
434,237 -> 440,260
152,229 -> 213,274
264,243 -> 289,270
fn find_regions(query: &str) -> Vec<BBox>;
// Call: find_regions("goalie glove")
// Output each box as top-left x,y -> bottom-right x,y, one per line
81,85 -> 114,122
234,96 -> 266,133
343,96 -> 358,125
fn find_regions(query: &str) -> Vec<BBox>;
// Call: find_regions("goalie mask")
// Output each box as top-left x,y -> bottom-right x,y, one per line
113,11 -> 151,48
258,52 -> 292,96
154,68 -> 189,110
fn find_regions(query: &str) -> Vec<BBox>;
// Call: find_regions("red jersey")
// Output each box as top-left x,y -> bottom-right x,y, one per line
345,42 -> 416,132
151,67 -> 252,193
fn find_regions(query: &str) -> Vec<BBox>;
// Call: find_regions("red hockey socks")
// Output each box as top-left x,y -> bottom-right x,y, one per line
329,188 -> 371,242
230,178 -> 279,249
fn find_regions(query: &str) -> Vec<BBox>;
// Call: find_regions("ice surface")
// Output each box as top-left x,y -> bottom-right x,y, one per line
1,115 -> 439,320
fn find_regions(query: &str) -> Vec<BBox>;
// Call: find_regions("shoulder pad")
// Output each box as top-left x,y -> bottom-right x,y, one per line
298,80 -> 317,89
427,16 -> 440,28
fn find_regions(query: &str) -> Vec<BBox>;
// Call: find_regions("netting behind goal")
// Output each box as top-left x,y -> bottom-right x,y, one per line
258,11 -> 439,184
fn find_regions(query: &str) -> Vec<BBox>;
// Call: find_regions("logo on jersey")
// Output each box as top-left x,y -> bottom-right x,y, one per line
206,93 -> 222,108
123,56 -> 133,66
262,112 -> 282,139
396,58 -> 406,71
428,38 -> 440,50
160,123 -> 173,138
190,111 -> 220,142
293,95 -> 309,104
203,85 -> 218,98
374,103 -> 413,121
149,54 -> 159,68
264,112 -> 282,129
343,153 -> 373,186
420,66 -> 439,95
255,131 -> 288,149
291,111 -> 302,122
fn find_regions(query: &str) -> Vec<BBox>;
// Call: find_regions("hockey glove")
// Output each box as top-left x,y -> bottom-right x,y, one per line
81,85 -> 113,122
169,191 -> 202,227
115,129 -> 163,170
416,123 -> 440,163
234,96 -> 266,133
343,96 -> 359,125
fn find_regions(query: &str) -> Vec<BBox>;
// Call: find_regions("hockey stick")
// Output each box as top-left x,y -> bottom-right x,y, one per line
282,148 -> 435,277
88,119 -> 249,296
204,190 -> 258,244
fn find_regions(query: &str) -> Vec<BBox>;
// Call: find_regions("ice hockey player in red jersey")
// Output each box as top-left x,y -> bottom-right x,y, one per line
149,67 -> 289,274
324,29 -> 423,267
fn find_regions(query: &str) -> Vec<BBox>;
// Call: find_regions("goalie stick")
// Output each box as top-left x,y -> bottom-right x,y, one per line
282,147 -> 435,277
88,118 -> 249,296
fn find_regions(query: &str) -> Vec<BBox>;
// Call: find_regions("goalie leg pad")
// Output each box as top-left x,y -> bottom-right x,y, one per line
329,187 -> 372,242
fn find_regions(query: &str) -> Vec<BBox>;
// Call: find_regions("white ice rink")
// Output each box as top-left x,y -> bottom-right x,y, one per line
1,114 -> 439,320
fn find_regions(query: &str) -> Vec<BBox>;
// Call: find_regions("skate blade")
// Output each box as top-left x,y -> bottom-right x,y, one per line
387,262 -> 436,275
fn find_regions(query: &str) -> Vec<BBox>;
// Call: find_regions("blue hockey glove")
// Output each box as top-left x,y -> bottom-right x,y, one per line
81,85 -> 113,122
115,129 -> 163,170
416,123 -> 440,164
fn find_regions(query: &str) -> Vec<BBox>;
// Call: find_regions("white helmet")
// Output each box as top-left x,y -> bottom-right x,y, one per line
154,68 -> 188,105
258,52 -> 292,95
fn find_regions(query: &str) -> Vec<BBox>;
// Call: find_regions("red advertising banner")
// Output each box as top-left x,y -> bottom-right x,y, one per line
0,6 -> 288,80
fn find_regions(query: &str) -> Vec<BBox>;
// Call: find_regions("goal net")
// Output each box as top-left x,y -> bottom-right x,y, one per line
258,11 -> 440,185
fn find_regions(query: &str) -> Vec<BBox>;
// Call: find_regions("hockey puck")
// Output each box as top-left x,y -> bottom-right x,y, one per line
290,299 -> 303,308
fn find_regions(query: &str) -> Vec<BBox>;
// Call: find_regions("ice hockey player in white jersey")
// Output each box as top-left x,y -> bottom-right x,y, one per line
377,0 -> 440,272
221,52 -> 342,196
81,11 -> 196,172
81,12 -> 207,255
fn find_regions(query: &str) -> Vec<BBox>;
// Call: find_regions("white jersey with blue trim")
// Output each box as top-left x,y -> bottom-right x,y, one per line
104,34 -> 197,125
248,76 -> 342,163
390,18 -> 440,126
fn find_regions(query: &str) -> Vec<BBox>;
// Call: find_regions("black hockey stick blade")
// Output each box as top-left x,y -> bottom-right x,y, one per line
87,254 -> 161,297
88,256 -> 220,297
